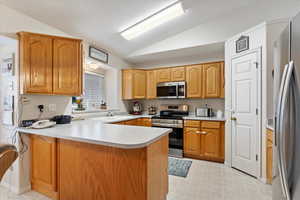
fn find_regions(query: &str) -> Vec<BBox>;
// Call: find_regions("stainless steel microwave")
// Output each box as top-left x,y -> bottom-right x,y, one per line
156,82 -> 186,99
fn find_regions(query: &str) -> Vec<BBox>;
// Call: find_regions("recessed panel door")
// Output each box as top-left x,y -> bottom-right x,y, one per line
231,52 -> 259,177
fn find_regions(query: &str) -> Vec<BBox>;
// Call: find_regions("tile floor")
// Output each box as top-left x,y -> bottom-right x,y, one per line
0,159 -> 271,200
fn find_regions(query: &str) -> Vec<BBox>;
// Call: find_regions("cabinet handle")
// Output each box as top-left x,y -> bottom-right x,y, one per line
196,131 -> 207,135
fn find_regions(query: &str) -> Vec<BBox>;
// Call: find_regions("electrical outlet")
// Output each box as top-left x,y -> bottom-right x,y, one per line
48,104 -> 56,112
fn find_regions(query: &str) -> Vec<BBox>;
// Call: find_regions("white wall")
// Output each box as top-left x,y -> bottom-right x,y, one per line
225,19 -> 289,182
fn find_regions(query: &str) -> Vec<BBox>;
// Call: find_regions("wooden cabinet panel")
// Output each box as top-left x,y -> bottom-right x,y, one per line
19,32 -> 83,96
147,70 -> 157,99
201,121 -> 221,129
124,119 -> 138,126
19,33 -> 53,94
200,128 -> 221,159
184,127 -> 201,156
184,120 -> 200,128
203,62 -> 221,98
122,70 -> 146,99
220,62 -> 225,98
133,70 -> 146,99
266,129 -> 273,184
186,65 -> 203,98
122,70 -> 133,100
53,38 -> 82,96
31,135 -> 58,199
171,67 -> 185,81
156,68 -> 171,83
142,118 -> 152,127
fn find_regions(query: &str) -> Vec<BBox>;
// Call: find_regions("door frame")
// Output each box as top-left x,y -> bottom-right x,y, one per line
229,47 -> 262,178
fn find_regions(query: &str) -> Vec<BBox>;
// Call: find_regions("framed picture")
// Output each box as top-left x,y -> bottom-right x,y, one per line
89,46 -> 108,63
236,36 -> 249,53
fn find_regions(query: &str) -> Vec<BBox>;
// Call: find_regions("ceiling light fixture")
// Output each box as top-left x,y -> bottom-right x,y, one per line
120,1 -> 185,40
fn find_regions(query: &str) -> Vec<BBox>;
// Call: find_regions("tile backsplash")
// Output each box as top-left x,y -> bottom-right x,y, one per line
124,99 -> 225,115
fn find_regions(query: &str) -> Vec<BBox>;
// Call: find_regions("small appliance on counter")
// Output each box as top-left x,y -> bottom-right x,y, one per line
131,101 -> 142,115
51,115 -> 72,124
195,104 -> 213,117
147,105 -> 157,115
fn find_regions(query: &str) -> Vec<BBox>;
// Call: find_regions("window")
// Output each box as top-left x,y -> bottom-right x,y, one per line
73,72 -> 106,111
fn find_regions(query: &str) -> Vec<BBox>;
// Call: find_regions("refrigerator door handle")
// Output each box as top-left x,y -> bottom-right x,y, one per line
278,62 -> 294,200
275,63 -> 290,199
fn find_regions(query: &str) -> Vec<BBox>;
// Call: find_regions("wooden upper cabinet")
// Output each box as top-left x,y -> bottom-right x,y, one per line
19,33 -> 53,94
31,135 -> 58,199
171,67 -> 185,81
220,62 -> 225,98
53,38 -> 82,96
133,70 -> 146,99
18,32 -> 83,96
186,65 -> 203,98
203,62 -> 222,98
122,69 -> 146,99
156,68 -> 171,83
147,70 -> 157,99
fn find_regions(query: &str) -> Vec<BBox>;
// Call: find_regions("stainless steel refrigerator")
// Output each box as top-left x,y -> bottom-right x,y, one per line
273,12 -> 300,200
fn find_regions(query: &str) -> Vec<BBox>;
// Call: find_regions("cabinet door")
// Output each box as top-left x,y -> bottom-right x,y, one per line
200,128 -> 221,159
122,70 -> 133,100
171,67 -> 185,81
143,118 -> 152,127
53,38 -> 82,96
203,63 -> 221,98
31,135 -> 57,199
146,70 -> 157,99
184,127 -> 201,156
20,33 -> 53,94
186,65 -> 203,98
220,62 -> 225,98
266,129 -> 273,184
133,70 -> 146,99
156,68 -> 171,83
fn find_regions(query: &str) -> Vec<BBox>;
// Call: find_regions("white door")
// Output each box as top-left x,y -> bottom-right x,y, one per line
231,51 -> 260,177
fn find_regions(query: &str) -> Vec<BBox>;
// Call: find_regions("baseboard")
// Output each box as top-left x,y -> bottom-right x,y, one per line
1,182 -> 31,195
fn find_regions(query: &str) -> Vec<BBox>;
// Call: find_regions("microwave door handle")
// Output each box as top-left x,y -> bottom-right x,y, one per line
278,62 -> 294,200
176,84 -> 179,98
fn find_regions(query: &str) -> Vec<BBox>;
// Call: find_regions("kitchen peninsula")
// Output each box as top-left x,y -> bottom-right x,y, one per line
18,120 -> 171,200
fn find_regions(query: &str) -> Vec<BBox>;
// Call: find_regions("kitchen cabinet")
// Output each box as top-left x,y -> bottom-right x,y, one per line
186,65 -> 203,98
18,32 -> 83,96
184,127 -> 201,156
266,128 -> 273,184
203,62 -> 221,98
171,67 -> 185,81
114,118 -> 152,127
156,68 -> 171,83
220,62 -> 225,98
19,33 -> 53,94
184,120 -> 224,163
147,70 -> 157,99
122,69 -> 146,100
53,38 -> 82,96
30,135 -> 58,199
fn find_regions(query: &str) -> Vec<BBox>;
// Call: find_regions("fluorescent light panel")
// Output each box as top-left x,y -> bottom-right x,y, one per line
121,2 -> 184,40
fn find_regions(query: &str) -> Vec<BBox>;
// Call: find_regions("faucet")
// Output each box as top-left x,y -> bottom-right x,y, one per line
106,111 -> 114,117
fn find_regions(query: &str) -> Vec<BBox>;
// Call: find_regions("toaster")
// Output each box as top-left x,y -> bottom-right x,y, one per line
195,108 -> 213,117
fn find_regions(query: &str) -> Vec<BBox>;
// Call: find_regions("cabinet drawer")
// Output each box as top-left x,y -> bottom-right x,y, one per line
201,121 -> 221,129
184,120 -> 200,127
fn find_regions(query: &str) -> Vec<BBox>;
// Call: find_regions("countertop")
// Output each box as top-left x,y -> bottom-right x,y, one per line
266,119 -> 274,131
18,119 -> 171,149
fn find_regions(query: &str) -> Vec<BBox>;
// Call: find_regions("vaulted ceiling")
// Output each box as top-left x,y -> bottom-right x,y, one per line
1,0 -> 300,65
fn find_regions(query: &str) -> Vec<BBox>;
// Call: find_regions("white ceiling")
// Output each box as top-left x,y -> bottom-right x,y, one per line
1,0 -> 300,65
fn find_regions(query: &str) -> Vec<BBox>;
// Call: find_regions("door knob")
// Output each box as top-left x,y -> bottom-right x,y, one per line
231,117 -> 237,121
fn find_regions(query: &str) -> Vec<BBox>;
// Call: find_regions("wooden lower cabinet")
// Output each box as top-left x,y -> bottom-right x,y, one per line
183,120 -> 224,163
30,135 -> 58,200
184,127 -> 201,155
266,128 -> 273,184
113,118 -> 152,127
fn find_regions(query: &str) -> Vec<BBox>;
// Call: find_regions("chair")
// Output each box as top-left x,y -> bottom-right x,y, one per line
0,144 -> 18,182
